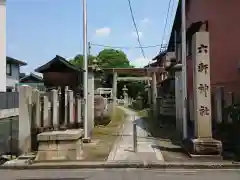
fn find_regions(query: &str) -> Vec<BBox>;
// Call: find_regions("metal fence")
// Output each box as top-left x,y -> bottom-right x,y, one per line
0,92 -> 19,110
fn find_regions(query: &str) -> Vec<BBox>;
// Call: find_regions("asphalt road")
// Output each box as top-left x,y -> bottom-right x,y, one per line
0,169 -> 240,180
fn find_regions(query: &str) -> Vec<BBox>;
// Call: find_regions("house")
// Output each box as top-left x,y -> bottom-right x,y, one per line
6,56 -> 27,92
20,73 -> 43,84
19,73 -> 44,91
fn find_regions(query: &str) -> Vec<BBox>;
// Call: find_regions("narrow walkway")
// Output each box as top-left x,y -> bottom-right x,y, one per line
107,106 -> 164,162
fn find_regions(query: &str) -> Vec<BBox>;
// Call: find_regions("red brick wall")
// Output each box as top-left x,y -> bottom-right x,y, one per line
186,0 -> 240,97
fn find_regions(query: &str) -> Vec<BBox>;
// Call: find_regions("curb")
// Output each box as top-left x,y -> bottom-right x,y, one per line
1,161 -> 240,170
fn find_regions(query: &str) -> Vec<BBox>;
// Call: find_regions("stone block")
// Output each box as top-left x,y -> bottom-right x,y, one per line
37,129 -> 83,141
35,129 -> 84,161
185,138 -> 222,155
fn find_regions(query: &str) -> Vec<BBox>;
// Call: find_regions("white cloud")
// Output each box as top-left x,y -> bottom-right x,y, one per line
131,57 -> 151,68
95,27 -> 111,37
141,18 -> 150,24
131,31 -> 143,39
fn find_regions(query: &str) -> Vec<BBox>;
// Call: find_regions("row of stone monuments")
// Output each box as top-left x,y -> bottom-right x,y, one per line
18,85 -> 111,161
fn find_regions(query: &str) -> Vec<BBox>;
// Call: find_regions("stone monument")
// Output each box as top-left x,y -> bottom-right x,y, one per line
186,32 -> 222,156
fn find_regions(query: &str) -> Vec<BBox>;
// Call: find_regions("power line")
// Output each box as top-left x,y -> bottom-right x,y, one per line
90,43 -> 167,50
160,0 -> 172,53
127,0 -> 146,59
166,0 -> 176,45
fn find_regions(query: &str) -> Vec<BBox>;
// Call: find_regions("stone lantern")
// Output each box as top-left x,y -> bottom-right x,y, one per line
122,85 -> 128,106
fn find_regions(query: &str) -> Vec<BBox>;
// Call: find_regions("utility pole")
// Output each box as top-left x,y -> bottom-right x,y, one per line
83,0 -> 89,140
181,0 -> 187,139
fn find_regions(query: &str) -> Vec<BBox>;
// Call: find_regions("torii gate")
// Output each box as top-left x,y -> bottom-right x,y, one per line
0,0 -> 6,91
103,67 -> 165,117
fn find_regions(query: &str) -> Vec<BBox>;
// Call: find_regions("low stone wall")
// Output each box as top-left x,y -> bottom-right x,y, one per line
0,108 -> 19,119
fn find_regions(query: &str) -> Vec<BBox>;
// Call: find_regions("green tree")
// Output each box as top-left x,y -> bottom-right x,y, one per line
97,49 -> 131,68
69,49 -> 146,100
69,54 -> 96,68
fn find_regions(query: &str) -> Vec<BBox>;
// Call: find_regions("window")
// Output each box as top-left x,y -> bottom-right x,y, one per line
6,87 -> 13,92
6,63 -> 12,76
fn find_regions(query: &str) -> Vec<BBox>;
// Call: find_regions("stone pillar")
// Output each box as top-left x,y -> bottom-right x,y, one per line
51,89 -> 59,130
112,72 -> 118,112
76,98 -> 82,126
42,96 -> 50,129
64,86 -> 69,126
189,32 -> 222,155
151,72 -> 157,119
87,72 -> 94,136
0,0 -> 6,91
18,85 -> 33,154
68,90 -> 74,127
32,89 -> 41,129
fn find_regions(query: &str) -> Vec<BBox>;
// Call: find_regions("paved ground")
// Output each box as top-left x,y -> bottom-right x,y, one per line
1,169 -> 240,179
107,107 -> 163,161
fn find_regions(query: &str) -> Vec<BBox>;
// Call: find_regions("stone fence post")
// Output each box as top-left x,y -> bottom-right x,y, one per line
32,89 -> 41,130
68,90 -> 74,128
51,89 -> 59,130
18,85 -> 33,154
75,98 -> 82,127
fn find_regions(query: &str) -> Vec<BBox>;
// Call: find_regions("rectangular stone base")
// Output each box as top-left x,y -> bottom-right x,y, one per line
184,138 -> 222,156
35,129 -> 84,161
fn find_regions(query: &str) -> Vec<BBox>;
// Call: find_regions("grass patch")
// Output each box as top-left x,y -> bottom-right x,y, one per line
82,107 -> 126,161
136,109 -> 149,118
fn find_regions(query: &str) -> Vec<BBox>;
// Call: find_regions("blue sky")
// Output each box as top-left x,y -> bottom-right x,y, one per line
6,0 -> 178,74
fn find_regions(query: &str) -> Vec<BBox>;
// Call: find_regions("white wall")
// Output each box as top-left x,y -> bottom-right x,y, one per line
0,0 -> 6,92
6,64 -> 20,90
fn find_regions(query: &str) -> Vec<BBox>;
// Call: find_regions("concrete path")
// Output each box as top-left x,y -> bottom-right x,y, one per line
108,106 -> 164,161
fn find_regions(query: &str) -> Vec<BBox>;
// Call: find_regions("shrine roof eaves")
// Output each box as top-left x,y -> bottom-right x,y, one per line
35,55 -> 84,73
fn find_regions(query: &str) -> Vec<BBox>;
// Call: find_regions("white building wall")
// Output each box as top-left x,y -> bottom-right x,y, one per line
0,0 -> 6,92
6,64 -> 20,90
